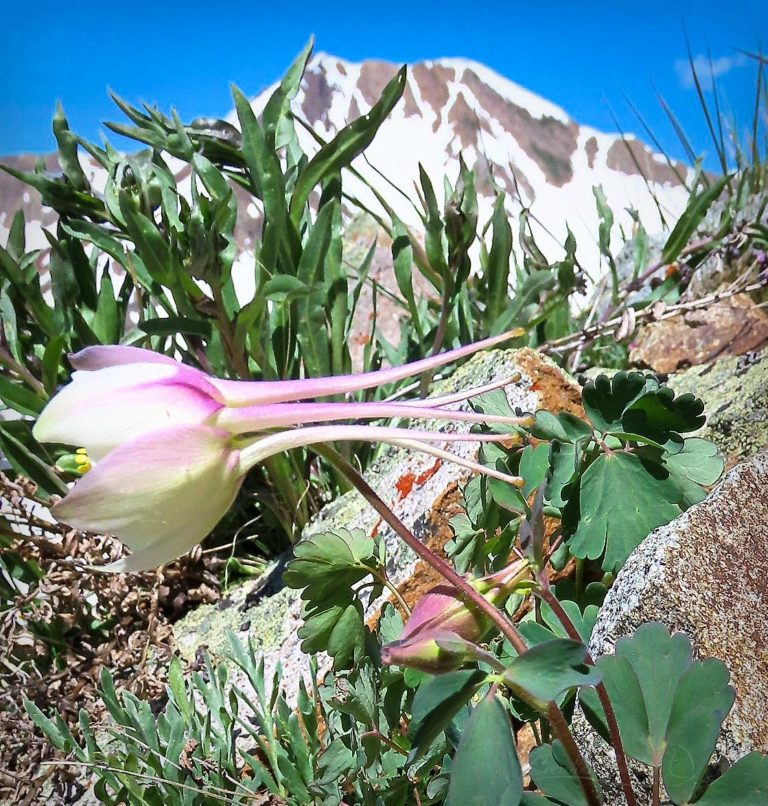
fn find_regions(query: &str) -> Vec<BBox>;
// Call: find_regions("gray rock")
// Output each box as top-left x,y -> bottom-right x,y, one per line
667,347 -> 768,467
171,347 -> 583,705
575,451 -> 768,804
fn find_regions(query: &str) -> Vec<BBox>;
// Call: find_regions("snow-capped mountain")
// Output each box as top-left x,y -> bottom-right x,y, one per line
0,54 -> 690,269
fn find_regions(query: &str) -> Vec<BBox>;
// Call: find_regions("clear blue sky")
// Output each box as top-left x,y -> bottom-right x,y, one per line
1,0 -> 765,169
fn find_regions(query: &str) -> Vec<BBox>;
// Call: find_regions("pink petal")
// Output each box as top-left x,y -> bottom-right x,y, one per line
212,329 -> 524,405
69,345 -> 179,370
215,400 -> 531,433
34,364 -> 222,460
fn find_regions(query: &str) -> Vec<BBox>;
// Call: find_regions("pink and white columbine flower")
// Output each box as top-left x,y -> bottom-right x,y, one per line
34,332 -> 530,572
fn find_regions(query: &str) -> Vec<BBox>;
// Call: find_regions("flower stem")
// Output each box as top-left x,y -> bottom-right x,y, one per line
369,568 -> 411,617
536,587 -> 636,806
313,443 -> 601,806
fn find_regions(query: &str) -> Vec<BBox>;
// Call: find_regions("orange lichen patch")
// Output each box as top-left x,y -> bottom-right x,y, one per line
415,458 -> 442,486
395,472 -> 417,500
518,347 -> 585,419
390,482 -> 465,613
394,459 -> 443,501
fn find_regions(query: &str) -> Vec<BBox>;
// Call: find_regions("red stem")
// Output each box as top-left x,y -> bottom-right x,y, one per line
314,444 -> 601,806
537,587 -> 636,806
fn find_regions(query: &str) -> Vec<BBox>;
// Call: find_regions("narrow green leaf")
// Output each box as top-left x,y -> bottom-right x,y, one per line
660,175 -> 730,265
0,423 -> 66,498
0,375 -> 44,416
139,316 -> 212,338
289,67 -> 407,223
484,193 -> 513,326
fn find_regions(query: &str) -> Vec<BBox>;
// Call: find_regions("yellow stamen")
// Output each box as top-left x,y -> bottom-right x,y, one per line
74,450 -> 92,473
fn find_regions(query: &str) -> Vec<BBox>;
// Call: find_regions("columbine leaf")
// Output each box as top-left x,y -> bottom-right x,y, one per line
530,741 -> 603,806
297,596 -> 366,670
582,372 -> 706,447
445,693 -> 522,806
579,622 -> 735,794
408,669 -> 487,762
695,753 -> 768,804
502,639 -> 601,704
518,599 -> 599,647
581,372 -> 652,434
530,410 -> 592,442
285,529 -> 380,670
283,528 -> 378,599
664,438 -> 724,507
622,387 -> 705,444
663,659 -> 735,803
519,443 -> 550,497
568,452 -> 681,572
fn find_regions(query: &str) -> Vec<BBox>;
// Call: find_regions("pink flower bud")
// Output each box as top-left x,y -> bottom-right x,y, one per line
381,559 -> 529,672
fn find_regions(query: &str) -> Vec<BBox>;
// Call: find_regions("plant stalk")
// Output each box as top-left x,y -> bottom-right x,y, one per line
537,587 -> 636,806
313,443 -> 601,806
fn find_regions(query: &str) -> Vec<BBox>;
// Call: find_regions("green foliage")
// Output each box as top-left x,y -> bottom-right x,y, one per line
568,451 -> 683,572
283,528 -> 386,670
408,669 -> 487,762
530,741 -> 604,806
579,624 -> 745,804
445,693 -> 523,806
502,639 -> 601,705
27,639 -> 326,804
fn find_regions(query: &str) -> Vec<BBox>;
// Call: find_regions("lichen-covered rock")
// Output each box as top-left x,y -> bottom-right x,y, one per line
667,347 -> 768,467
171,347 -> 583,703
575,451 -> 768,804
629,294 -> 768,373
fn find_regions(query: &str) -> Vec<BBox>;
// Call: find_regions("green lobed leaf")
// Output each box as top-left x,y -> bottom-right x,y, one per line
530,741 -> 603,805
663,659 -> 735,803
502,639 -> 601,704
579,621 -> 735,791
445,693 -> 523,806
694,753 -> 768,804
568,451 -> 682,572
530,410 -> 592,443
664,438 -> 724,507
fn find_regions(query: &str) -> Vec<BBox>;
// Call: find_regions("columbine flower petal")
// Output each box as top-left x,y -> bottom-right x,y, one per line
69,345 -> 180,370
215,400 -> 532,433
53,424 -> 243,571
33,364 -> 222,460
210,328 -> 524,405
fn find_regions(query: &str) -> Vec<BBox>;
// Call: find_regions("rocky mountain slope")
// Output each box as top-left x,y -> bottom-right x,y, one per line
0,54 -> 690,270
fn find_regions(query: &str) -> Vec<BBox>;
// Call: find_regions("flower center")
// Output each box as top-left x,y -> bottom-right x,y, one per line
74,448 -> 92,474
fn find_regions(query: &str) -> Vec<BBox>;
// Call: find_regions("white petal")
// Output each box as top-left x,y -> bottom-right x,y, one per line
53,425 -> 243,570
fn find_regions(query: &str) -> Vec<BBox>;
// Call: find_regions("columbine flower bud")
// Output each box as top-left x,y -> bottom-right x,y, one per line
381,558 -> 530,672
380,630 -> 480,673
